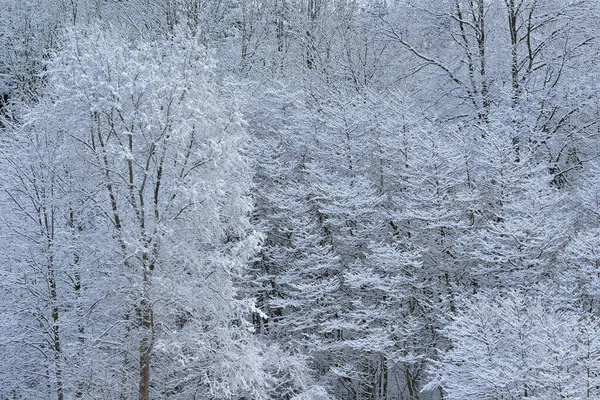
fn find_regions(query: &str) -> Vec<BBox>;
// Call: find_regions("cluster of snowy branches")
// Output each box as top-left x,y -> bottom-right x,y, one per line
1,0 -> 599,399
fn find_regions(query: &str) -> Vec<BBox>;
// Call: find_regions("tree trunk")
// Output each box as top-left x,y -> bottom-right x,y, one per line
138,270 -> 154,400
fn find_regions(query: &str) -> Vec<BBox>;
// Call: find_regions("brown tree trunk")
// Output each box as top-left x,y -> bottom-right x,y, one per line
138,271 -> 154,400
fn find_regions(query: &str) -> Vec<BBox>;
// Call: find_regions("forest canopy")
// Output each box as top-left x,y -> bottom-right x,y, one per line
0,1 -> 599,399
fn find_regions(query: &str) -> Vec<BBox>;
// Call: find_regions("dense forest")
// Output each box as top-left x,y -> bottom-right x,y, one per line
1,0 -> 599,399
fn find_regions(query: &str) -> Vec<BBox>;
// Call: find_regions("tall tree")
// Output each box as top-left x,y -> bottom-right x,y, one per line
0,22 -> 319,399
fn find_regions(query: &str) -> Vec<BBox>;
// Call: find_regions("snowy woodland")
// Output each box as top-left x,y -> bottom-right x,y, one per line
0,0 -> 599,399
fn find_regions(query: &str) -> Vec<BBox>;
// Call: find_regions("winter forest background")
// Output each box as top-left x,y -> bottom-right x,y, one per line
1,0 -> 600,399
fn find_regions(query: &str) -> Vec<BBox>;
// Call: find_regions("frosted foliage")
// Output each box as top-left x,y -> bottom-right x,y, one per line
1,0 -> 600,399
426,292 -> 600,400
0,23 -> 318,400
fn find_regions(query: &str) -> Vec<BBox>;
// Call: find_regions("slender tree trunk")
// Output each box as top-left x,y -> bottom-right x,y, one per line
380,354 -> 388,399
505,0 -> 520,106
43,199 -> 64,400
138,268 -> 154,400
69,209 -> 85,398
120,309 -> 132,400
50,273 -> 64,400
476,0 -> 489,119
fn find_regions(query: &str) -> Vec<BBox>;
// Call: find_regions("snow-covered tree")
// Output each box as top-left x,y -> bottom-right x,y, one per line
0,21 -> 322,399
426,291 -> 600,399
